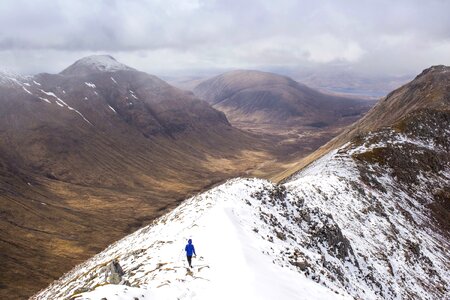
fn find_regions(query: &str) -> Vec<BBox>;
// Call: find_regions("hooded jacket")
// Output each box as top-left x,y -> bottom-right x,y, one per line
185,239 -> 196,256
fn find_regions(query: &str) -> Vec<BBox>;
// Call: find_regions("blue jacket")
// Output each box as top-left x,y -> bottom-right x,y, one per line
185,239 -> 196,256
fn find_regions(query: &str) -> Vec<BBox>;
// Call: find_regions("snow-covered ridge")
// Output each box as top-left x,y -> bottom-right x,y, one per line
0,70 -> 31,86
61,55 -> 134,76
32,178 -> 352,300
77,55 -> 131,72
32,111 -> 449,300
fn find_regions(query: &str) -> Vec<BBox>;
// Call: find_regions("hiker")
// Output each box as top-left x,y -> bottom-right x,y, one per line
185,239 -> 196,268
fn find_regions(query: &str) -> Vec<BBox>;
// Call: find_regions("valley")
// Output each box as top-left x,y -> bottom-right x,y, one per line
2,1 -> 448,300
33,66 -> 449,300
0,56 -> 374,299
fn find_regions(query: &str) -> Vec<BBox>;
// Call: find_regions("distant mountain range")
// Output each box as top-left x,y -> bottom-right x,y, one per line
292,69 -> 412,98
167,68 -> 412,99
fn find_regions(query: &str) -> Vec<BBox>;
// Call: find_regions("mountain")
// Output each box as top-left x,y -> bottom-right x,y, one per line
193,70 -> 375,128
0,56 -> 274,299
33,66 -> 449,299
276,65 -> 450,180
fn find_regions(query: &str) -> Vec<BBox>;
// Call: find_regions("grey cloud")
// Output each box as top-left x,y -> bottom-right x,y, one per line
0,0 -> 449,76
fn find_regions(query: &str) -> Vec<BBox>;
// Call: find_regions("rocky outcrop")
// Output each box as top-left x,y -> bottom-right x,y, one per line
104,260 -> 125,284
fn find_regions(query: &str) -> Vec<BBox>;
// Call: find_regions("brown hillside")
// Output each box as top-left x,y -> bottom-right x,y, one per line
276,65 -> 450,182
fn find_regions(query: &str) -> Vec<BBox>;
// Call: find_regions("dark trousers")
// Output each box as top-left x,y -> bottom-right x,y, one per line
187,255 -> 192,267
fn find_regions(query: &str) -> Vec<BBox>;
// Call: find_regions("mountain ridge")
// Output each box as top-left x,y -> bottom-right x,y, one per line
275,64 -> 450,182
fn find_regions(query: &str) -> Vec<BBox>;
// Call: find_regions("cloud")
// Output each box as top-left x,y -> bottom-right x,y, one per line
0,0 -> 449,76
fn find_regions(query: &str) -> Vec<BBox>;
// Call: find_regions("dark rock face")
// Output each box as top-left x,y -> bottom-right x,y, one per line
352,109 -> 449,187
351,109 -> 450,241
250,184 -> 360,290
302,209 -> 354,261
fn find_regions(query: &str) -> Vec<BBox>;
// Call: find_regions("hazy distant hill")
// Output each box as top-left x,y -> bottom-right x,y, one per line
193,70 -> 374,128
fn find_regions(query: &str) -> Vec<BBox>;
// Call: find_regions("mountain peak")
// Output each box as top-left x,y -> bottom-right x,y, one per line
60,55 -> 134,76
415,65 -> 449,79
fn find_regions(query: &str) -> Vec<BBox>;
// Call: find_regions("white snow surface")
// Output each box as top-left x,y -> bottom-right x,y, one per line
84,82 -> 96,88
73,55 -> 132,73
129,90 -> 139,99
0,70 -> 22,85
35,178 -> 350,300
32,120 -> 449,300
0,71 -> 36,95
108,105 -> 117,113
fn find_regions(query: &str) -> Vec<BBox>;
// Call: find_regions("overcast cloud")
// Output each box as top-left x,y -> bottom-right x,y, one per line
1,0 -> 449,76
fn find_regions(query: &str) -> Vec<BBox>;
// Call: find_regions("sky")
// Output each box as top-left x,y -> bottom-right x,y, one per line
1,0 -> 449,77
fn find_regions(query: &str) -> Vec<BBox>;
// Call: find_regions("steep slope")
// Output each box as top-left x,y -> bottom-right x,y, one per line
33,179 -> 352,300
0,56 -> 273,299
276,65 -> 450,181
193,70 -> 374,127
33,98 -> 449,299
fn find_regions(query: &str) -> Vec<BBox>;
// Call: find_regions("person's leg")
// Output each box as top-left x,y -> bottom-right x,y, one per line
187,255 -> 192,267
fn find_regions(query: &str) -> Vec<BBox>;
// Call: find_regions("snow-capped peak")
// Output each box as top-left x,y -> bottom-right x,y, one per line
60,55 -> 134,76
0,69 -> 27,85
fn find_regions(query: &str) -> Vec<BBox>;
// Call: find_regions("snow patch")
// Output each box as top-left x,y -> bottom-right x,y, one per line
22,86 -> 32,95
39,89 -> 92,125
38,97 -> 51,104
129,90 -> 138,99
84,82 -> 96,88
108,105 -> 117,113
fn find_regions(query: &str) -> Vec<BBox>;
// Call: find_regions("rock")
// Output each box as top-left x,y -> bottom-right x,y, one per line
290,259 -> 310,271
105,259 -> 125,284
